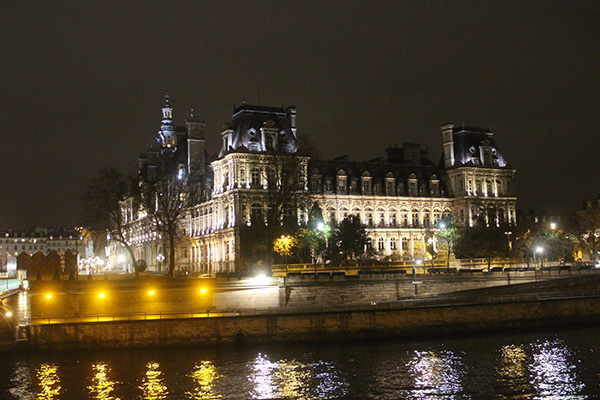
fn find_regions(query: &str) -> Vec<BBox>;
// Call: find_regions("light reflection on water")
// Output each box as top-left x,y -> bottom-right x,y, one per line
36,363 -> 61,400
139,361 -> 168,400
187,360 -> 222,399
495,344 -> 531,398
87,362 -> 120,400
0,328 -> 599,399
407,350 -> 465,399
530,339 -> 586,399
248,353 -> 348,399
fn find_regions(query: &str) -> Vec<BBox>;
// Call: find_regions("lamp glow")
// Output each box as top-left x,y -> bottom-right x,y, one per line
6,311 -> 12,318
45,294 -> 52,299
98,293 -> 105,298
200,288 -> 207,294
149,290 -> 155,296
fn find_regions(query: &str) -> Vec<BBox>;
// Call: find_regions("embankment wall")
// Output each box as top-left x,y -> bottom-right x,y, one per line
25,296 -> 600,350
26,271 -> 598,318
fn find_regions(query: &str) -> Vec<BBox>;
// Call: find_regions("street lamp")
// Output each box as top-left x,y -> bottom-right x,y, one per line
413,259 -> 422,295
156,254 -> 165,272
534,246 -> 544,281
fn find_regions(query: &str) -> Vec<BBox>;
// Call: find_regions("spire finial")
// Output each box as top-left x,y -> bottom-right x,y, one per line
164,93 -> 170,107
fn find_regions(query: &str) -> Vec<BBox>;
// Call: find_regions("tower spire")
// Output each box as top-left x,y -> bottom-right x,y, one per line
158,94 -> 175,149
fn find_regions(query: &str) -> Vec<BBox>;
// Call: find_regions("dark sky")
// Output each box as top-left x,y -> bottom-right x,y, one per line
1,1 -> 599,229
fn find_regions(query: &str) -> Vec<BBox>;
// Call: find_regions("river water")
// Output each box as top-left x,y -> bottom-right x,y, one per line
0,326 -> 598,399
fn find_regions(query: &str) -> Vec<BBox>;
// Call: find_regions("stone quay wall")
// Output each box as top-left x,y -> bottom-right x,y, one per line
25,296 -> 600,350
26,270 -> 598,319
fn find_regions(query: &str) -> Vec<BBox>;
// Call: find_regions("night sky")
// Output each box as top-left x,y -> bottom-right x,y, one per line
2,1 -> 599,229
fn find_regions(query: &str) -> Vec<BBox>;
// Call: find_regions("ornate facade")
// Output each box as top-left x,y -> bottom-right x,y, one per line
120,99 -> 516,273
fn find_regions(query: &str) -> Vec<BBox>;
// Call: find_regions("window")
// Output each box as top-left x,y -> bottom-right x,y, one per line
311,177 -> 320,192
386,179 -> 395,195
409,180 -> 418,196
402,238 -> 409,251
378,238 -> 385,250
411,209 -> 419,227
433,209 -> 441,224
402,210 -> 408,227
337,178 -> 346,193
390,238 -> 397,250
239,168 -> 246,184
251,203 -> 263,223
251,169 -> 260,185
423,210 -> 430,227
328,208 -> 336,223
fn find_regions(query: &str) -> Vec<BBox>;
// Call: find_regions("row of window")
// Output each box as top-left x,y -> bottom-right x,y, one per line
312,176 -> 441,197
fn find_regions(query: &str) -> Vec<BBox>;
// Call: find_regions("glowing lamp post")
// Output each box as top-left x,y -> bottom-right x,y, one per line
156,254 -> 165,273
533,246 -> 544,281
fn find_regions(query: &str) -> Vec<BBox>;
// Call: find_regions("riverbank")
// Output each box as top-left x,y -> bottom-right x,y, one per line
9,271 -> 600,351
22,294 -> 600,350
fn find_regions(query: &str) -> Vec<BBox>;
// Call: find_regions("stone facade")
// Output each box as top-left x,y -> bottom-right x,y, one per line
119,100 -> 517,274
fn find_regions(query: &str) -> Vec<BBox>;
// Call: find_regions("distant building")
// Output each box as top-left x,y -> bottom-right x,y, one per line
120,99 -> 517,273
0,227 -> 86,274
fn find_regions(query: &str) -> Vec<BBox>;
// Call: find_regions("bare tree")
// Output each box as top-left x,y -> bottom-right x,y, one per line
79,167 -> 137,271
262,152 -> 310,227
138,157 -> 204,278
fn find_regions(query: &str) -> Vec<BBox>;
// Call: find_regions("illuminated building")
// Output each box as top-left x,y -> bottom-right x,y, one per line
120,99 -> 516,273
0,227 -> 86,274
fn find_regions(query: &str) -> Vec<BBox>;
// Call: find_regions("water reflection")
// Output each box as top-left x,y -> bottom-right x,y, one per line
87,362 -> 120,400
139,361 -> 168,400
407,350 -> 464,398
248,353 -> 347,399
496,344 -> 531,398
187,360 -> 221,399
36,363 -> 61,400
530,339 -> 585,399
8,361 -> 34,400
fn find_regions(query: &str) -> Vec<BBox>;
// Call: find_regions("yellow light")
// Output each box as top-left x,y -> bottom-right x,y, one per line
149,290 -> 155,296
5,311 -> 12,318
98,293 -> 105,299
45,294 -> 52,299
200,288 -> 207,294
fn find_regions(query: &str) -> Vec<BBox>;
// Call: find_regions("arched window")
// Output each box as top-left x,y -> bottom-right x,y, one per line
390,237 -> 397,251
401,208 -> 409,227
389,208 -> 397,226
378,237 -> 385,250
422,208 -> 431,227
411,208 -> 420,227
402,237 -> 409,251
365,208 -> 374,226
433,208 -> 442,224
328,207 -> 336,223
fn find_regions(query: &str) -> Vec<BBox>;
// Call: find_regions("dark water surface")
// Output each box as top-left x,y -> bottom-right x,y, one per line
1,327 -> 599,399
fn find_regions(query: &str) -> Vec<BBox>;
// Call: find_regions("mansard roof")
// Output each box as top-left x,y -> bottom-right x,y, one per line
219,102 -> 297,157
448,124 -> 508,167
309,144 -> 440,182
